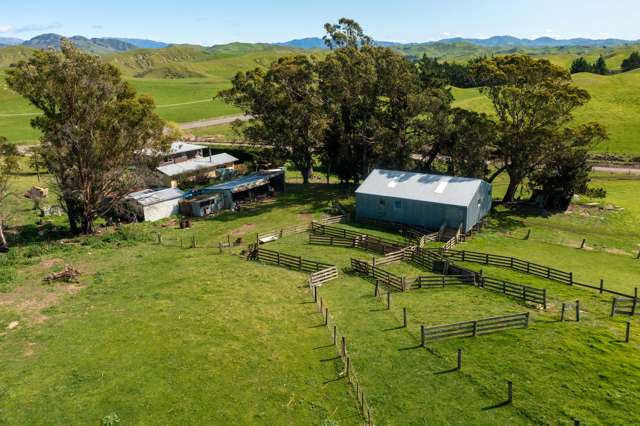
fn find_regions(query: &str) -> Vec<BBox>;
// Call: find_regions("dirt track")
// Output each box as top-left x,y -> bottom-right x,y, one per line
179,114 -> 251,130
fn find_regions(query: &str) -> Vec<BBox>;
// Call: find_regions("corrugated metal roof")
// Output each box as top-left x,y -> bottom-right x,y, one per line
126,188 -> 186,206
204,169 -> 284,193
355,169 -> 485,207
156,153 -> 239,177
169,141 -> 205,155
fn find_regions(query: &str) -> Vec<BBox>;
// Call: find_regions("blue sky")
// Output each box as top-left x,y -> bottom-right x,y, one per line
1,0 -> 639,45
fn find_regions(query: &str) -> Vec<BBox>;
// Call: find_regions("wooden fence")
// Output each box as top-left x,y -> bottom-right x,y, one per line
309,284 -> 374,424
256,214 -> 349,243
479,277 -> 547,308
309,234 -> 358,248
310,223 -> 407,255
371,247 -> 416,267
412,275 -> 476,289
350,258 -> 406,291
309,266 -> 339,287
433,249 -> 573,283
248,245 -> 334,273
422,312 -> 530,344
611,297 -> 638,316
432,248 -> 639,300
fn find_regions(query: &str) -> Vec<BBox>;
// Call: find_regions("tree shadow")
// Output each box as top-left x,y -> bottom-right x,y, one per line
319,356 -> 341,363
383,325 -> 404,331
398,344 -> 422,351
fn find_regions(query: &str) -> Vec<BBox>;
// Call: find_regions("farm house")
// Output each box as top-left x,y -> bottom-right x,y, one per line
125,187 -> 186,222
355,169 -> 492,232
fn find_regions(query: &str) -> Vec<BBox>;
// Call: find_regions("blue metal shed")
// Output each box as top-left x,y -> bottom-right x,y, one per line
355,169 -> 492,232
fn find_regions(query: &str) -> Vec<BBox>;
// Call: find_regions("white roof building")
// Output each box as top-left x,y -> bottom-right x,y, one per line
126,187 -> 186,222
156,153 -> 239,178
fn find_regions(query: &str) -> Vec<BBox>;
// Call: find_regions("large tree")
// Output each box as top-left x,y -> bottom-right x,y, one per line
7,40 -> 166,234
470,55 -> 598,202
621,52 -> 640,72
218,55 -> 326,184
318,36 -> 379,183
529,123 -> 607,210
0,137 -> 19,252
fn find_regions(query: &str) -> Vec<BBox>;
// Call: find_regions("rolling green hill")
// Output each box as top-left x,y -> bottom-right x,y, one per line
1,42 -> 639,156
451,69 -> 640,156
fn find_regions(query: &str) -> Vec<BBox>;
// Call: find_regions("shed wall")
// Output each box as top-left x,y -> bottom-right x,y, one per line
142,199 -> 181,222
355,193 -> 467,231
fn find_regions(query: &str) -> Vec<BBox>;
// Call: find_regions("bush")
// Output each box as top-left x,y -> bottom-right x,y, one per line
583,187 -> 607,198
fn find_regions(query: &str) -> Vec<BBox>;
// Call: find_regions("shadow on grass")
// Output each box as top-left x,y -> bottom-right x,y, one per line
398,344 -> 422,351
383,325 -> 404,331
320,356 -> 341,363
482,401 -> 512,410
313,344 -> 334,350
434,368 -> 458,375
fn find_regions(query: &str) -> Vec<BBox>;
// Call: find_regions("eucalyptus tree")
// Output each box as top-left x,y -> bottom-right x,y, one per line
0,137 -> 19,251
218,55 -> 326,184
470,55 -> 603,202
7,39 -> 166,234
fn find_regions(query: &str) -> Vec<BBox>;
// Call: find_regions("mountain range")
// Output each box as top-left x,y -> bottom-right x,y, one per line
0,33 -> 169,53
2,33 -> 639,53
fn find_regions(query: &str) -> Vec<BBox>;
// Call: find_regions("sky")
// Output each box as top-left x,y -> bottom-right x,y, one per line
1,0 -> 639,45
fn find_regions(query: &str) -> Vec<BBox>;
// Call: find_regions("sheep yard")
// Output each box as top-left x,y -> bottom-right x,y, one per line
1,170 -> 640,425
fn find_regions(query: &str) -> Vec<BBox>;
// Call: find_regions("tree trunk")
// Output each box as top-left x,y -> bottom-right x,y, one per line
300,164 -> 313,184
502,178 -> 521,203
81,214 -> 95,234
0,220 -> 8,253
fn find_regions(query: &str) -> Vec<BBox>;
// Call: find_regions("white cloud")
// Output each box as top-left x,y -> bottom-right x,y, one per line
2,22 -> 63,34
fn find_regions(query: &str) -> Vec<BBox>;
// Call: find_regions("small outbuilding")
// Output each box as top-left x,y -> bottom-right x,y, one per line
156,153 -> 239,186
179,168 -> 285,216
355,169 -> 492,232
125,187 -> 186,222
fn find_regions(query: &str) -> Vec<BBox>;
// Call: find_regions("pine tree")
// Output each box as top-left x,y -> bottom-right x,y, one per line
621,52 -> 640,72
593,56 -> 609,75
570,57 -> 592,74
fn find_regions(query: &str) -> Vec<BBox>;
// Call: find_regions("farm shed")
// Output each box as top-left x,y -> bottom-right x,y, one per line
199,168 -> 285,211
355,169 -> 492,232
179,192 -> 224,217
156,153 -> 239,186
125,187 -> 186,222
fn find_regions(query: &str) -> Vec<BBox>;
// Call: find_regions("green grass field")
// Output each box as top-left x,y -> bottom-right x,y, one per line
2,161 -> 640,423
452,69 -> 640,157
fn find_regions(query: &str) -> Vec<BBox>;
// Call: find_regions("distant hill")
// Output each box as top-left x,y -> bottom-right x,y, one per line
113,38 -> 169,49
0,37 -> 23,46
19,33 -> 169,54
276,35 -> 640,50
439,35 -> 640,48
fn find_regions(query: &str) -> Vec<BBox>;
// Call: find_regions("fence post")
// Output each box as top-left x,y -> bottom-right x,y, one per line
633,288 -> 638,315
507,381 -> 513,404
403,307 -> 408,328
324,307 -> 328,326
341,336 -> 346,356
191,235 -> 196,248
457,349 -> 462,371
543,289 -> 547,310
374,280 -> 380,297
387,291 -> 391,310
625,321 -> 631,343
346,357 -> 351,383
218,242 -> 223,254
333,325 -> 337,345
569,272 -> 573,285
561,303 -> 566,321
525,312 -> 530,327
600,279 -> 604,294
575,300 -> 580,322
156,233 -> 162,244
580,239 -> 586,249
610,297 -> 616,317
420,325 -> 425,347
313,285 -> 317,303
472,321 -> 478,337
319,297 -> 323,313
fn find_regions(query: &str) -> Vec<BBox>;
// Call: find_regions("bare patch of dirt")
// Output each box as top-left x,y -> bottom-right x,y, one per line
24,342 -> 36,357
230,223 -> 256,237
0,281 -> 85,325
298,213 -> 313,222
605,247 -> 629,256
40,258 -> 64,269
